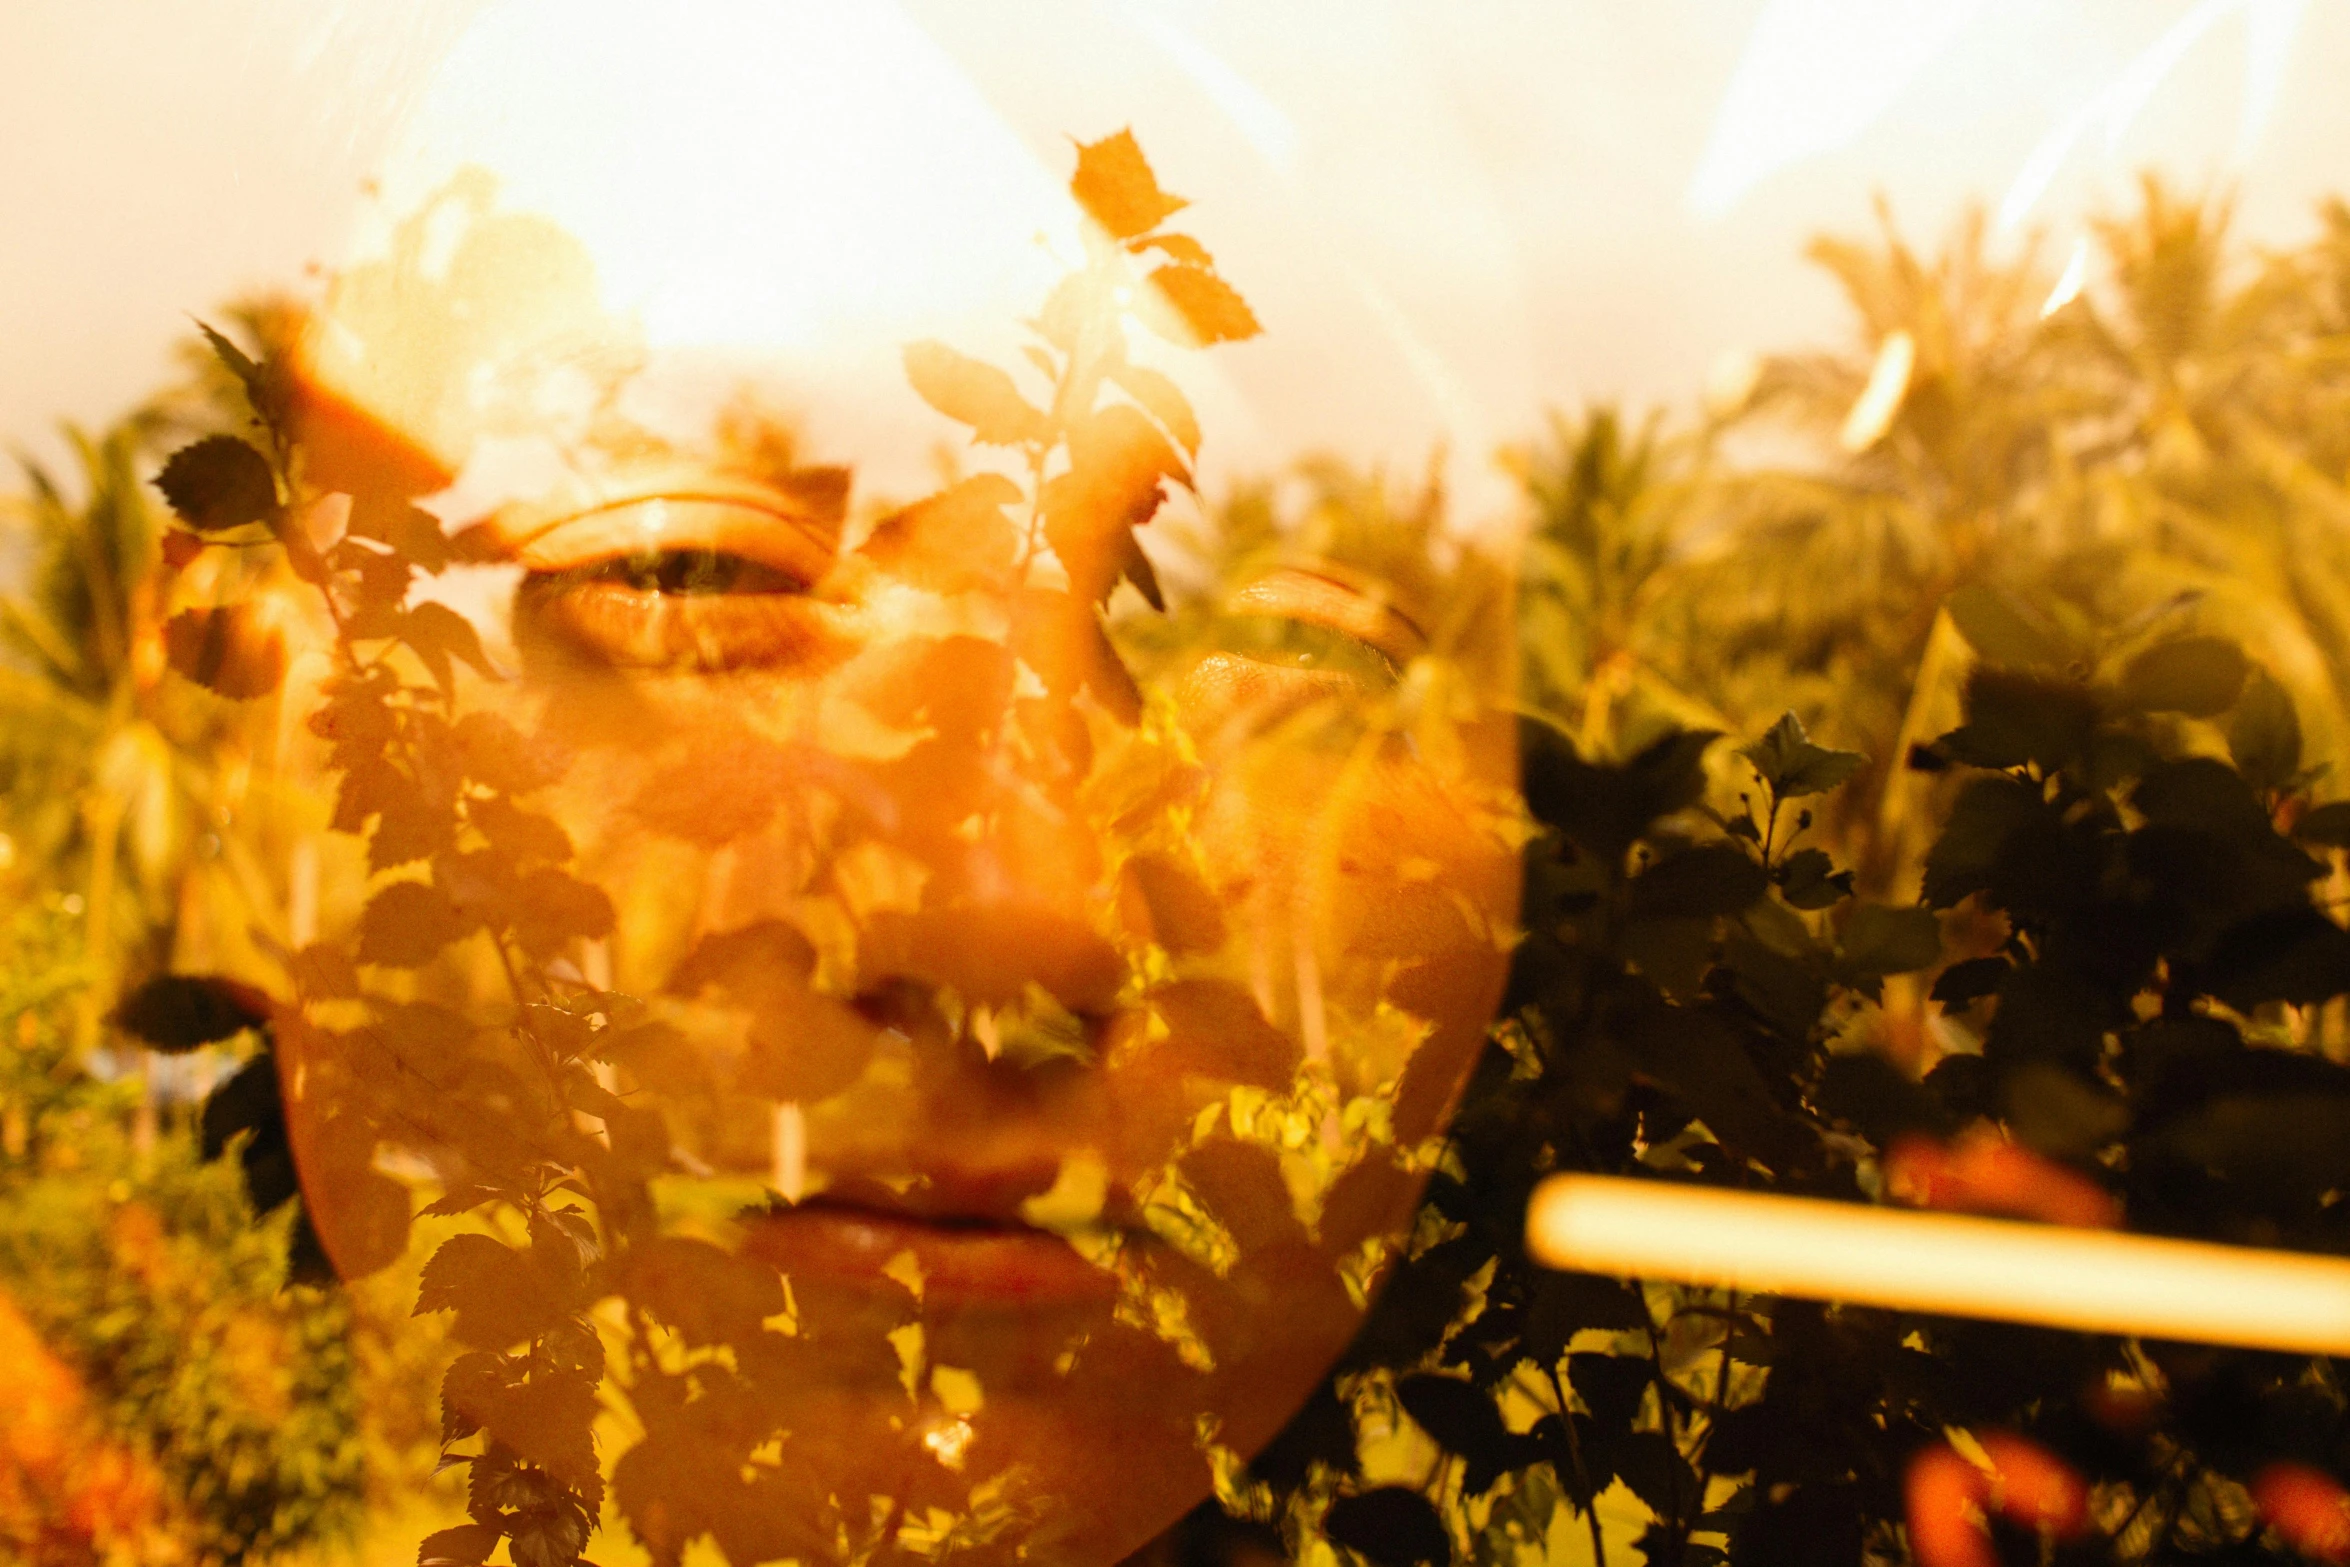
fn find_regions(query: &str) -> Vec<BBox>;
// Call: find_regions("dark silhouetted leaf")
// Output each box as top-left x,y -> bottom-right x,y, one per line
1838,904 -> 1941,978
1922,775 -> 2043,908
2206,906 -> 2350,1009
1941,667 -> 2097,771
114,973 -> 272,1051
417,1234 -> 569,1348
1629,844 -> 1769,919
1776,847 -> 1851,910
1740,712 -> 1865,799
2120,635 -> 2248,717
164,605 -> 287,698
1929,956 -> 2009,1009
2231,669 -> 2303,793
1324,1486 -> 1451,1567
1396,1375 -> 1515,1494
156,434 -> 277,531
2295,801 -> 2350,848
418,1521 -> 505,1567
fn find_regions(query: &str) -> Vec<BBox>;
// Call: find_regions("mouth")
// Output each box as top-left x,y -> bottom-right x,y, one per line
740,1189 -> 1128,1309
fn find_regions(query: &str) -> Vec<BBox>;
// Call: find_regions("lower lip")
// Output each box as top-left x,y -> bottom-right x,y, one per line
743,1204 -> 1124,1308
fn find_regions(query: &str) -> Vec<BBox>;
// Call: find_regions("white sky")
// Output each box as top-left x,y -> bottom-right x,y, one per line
8,0 -> 2350,510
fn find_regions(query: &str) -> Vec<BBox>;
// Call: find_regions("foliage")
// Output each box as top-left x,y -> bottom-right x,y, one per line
139,127 -> 1261,1567
1221,628 -> 2350,1564
0,895 -> 365,1564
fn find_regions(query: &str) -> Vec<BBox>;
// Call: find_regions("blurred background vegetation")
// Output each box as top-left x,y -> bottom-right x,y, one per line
8,179 -> 2350,1560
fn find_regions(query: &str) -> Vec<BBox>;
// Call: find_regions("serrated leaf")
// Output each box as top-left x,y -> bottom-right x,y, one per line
1739,712 -> 1865,799
358,880 -> 474,967
418,1234 -> 569,1348
156,434 -> 277,531
1140,262 -> 1262,347
902,340 -> 1050,445
1108,361 -> 1201,455
403,601 -> 498,693
1775,847 -> 1850,910
2120,635 -> 2248,717
163,605 -> 287,698
1070,127 -> 1188,239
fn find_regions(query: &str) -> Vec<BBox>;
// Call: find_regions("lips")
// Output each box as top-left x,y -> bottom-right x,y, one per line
741,1192 -> 1126,1309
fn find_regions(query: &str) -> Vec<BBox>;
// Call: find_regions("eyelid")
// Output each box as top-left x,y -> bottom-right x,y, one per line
1223,568 -> 1427,665
506,495 -> 838,584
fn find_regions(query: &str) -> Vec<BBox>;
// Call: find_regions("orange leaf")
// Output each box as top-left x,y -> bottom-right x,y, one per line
1140,263 -> 1262,347
903,341 -> 1049,446
1070,127 -> 1188,240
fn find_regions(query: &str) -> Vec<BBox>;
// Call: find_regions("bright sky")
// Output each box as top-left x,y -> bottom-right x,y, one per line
8,0 -> 2350,517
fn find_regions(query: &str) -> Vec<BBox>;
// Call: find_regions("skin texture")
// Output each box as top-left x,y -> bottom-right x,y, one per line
279,175 -> 1523,1564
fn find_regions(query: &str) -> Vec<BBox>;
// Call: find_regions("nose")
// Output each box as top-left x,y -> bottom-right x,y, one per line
845,587 -> 1133,1020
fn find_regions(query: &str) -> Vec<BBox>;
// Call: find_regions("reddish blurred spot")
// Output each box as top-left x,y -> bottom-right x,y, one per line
1979,1432 -> 2089,1536
1907,1433 -> 2088,1567
2253,1462 -> 2350,1563
1884,1127 -> 2121,1228
0,1289 -> 167,1560
1906,1445 -> 1996,1567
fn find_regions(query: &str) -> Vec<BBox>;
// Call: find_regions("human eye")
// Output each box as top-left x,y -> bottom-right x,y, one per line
1214,566 -> 1424,686
508,494 -> 847,672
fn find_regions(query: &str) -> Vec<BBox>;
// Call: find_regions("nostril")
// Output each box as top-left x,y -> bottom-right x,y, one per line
858,905 -> 1125,1017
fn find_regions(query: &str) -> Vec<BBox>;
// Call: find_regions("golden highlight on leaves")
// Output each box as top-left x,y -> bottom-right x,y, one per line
1070,127 -> 1189,240
1140,263 -> 1262,348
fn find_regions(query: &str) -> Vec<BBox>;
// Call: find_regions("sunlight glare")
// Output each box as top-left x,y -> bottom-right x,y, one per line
2040,235 -> 2090,318
1529,1176 -> 2350,1357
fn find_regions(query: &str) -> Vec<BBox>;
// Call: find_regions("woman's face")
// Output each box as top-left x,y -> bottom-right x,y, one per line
278,173 -> 1522,1564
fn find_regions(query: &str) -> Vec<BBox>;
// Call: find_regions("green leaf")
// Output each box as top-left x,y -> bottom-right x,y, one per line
1139,262 -> 1263,347
902,340 -> 1050,446
155,434 -> 278,531
1070,127 -> 1188,239
1740,712 -> 1865,799
2230,669 -> 2302,793
1945,582 -> 2069,669
2119,635 -> 2248,716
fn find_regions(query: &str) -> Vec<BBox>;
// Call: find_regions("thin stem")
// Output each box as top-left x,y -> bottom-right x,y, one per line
1547,1363 -> 1612,1567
